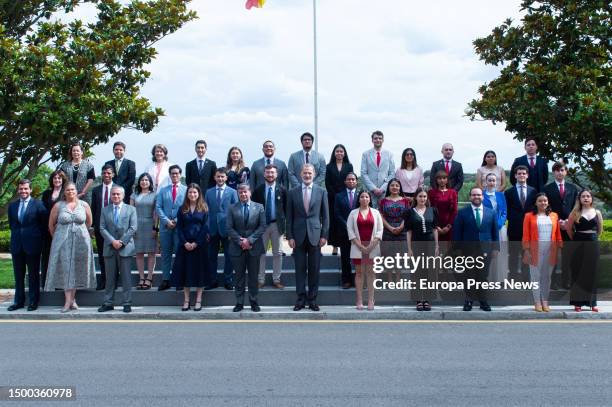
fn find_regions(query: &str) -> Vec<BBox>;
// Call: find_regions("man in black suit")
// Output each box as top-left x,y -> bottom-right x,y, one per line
91,164 -> 116,290
504,165 -> 536,282
429,142 -> 464,192
544,161 -> 578,289
7,179 -> 47,311
251,164 -> 287,289
185,139 -> 217,191
334,172 -> 358,288
250,140 -> 289,190
104,141 -> 136,203
510,138 -> 549,192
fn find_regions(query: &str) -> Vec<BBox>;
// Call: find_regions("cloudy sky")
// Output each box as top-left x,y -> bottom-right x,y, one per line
85,0 -> 527,174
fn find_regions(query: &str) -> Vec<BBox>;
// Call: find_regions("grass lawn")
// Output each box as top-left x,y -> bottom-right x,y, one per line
0,259 -> 14,289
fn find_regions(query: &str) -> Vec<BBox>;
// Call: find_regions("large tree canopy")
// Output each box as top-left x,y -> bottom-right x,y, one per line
466,0 -> 611,202
0,0 -> 197,214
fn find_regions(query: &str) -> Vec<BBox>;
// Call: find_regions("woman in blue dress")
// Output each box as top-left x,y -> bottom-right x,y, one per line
226,147 -> 250,190
482,172 -> 508,281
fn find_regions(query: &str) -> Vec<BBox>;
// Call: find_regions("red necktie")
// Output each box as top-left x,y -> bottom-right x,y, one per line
172,184 -> 177,202
103,186 -> 109,207
559,183 -> 565,199
529,157 -> 535,168
445,160 -> 450,175
376,152 -> 381,167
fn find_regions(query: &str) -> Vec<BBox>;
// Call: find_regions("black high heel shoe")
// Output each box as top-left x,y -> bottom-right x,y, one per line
181,302 -> 191,312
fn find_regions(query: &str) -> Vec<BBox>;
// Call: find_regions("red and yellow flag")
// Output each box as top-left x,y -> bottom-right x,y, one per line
245,0 -> 265,9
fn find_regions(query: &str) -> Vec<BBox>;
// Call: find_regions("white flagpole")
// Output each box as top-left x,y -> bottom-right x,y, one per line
313,0 -> 319,152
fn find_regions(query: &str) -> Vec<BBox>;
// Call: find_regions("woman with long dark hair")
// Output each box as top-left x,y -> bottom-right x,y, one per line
131,173 -> 158,290
145,144 -> 173,191
40,170 -> 68,288
476,150 -> 506,192
394,147 -> 424,204
428,170 -> 458,247
57,142 -> 95,203
226,147 -> 250,190
325,144 -> 353,256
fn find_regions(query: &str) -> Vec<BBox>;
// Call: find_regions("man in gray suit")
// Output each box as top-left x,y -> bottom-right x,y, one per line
250,140 -> 289,190
360,130 -> 395,208
226,184 -> 267,312
286,164 -> 329,311
287,132 -> 326,188
98,186 -> 137,313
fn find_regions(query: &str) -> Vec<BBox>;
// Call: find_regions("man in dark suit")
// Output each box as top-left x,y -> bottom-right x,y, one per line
7,179 -> 47,311
429,142 -> 464,192
250,140 -> 289,190
334,172 -> 359,288
510,137 -> 549,192
286,163 -> 330,311
104,141 -> 136,203
452,187 -> 499,311
252,164 -> 287,289
204,167 -> 238,290
185,139 -> 217,191
91,164 -> 116,290
544,161 -> 578,289
504,165 -> 536,282
226,184 -> 267,312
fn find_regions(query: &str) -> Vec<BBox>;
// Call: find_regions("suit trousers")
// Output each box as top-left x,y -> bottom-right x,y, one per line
94,231 -> 107,285
294,236 -> 321,305
339,239 -> 354,285
103,251 -> 133,306
459,251 -> 492,303
507,241 -> 530,281
208,234 -> 233,285
232,251 -> 259,305
12,249 -> 40,306
159,228 -> 179,281
258,222 -> 283,284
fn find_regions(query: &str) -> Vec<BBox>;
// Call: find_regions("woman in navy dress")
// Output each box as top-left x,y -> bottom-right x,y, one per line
226,147 -> 250,190
170,184 -> 209,311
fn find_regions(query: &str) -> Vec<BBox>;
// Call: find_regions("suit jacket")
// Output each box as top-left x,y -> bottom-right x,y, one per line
334,189 -> 359,241
155,183 -> 187,231
543,181 -> 577,220
429,159 -> 464,191
100,203 -> 137,257
226,201 -> 267,257
522,212 -> 563,267
185,158 -> 217,191
325,162 -> 354,196
286,184 -> 329,246
360,149 -> 395,192
504,184 -> 537,240
204,185 -> 238,237
91,182 -> 115,234
482,191 -> 507,231
452,205 -> 500,254
104,158 -> 136,202
252,183 -> 288,235
8,198 -> 47,255
287,150 -> 326,188
250,157 -> 289,191
510,155 -> 549,192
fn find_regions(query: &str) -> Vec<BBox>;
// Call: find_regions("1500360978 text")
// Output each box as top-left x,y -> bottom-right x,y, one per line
0,387 -> 76,401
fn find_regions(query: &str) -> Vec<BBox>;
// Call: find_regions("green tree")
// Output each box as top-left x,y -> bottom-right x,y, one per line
466,0 -> 611,202
0,0 -> 197,215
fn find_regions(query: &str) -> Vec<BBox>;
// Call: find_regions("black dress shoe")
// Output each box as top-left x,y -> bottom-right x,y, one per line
7,304 -> 24,311
293,304 -> 305,311
27,304 -> 38,311
224,283 -> 234,290
157,280 -> 171,291
463,301 -> 473,311
308,303 -> 320,312
123,305 -> 132,313
479,302 -> 492,312
251,303 -> 261,312
98,304 -> 114,312
96,282 -> 105,291
176,286 -> 183,291
233,304 -> 244,312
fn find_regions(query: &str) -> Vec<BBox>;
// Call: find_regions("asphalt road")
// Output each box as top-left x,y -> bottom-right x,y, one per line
1,321 -> 611,406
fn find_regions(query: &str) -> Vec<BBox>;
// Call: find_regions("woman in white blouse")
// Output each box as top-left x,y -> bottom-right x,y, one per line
475,150 -> 506,192
394,147 -> 424,205
144,144 -> 173,191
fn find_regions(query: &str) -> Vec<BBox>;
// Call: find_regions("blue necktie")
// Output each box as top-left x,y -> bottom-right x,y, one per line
266,158 -> 271,165
18,200 -> 26,223
265,187 -> 273,224
243,203 -> 249,224
114,206 -> 119,224
216,187 -> 222,207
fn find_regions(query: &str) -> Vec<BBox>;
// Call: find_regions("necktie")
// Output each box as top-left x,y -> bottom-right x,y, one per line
559,183 -> 565,199
266,158 -> 271,166
349,190 -> 354,208
520,185 -> 526,208
103,186 -> 109,207
113,205 -> 119,224
18,200 -> 26,223
243,203 -> 249,223
376,152 -> 381,167
198,160 -> 203,173
529,157 -> 535,168
475,208 -> 481,228
266,186 -> 273,224
305,152 -> 310,164
216,187 -> 222,207
445,160 -> 450,175
115,160 -> 120,174
303,187 -> 310,214
172,184 -> 177,202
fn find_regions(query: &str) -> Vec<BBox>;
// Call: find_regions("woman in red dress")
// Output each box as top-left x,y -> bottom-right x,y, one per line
427,170 -> 458,251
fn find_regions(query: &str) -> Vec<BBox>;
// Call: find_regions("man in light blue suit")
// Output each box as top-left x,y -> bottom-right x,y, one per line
453,187 -> 500,312
287,132 -> 326,188
205,167 -> 239,290
155,164 -> 187,291
360,130 -> 395,208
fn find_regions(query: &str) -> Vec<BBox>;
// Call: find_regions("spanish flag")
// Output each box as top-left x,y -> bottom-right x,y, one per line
245,0 -> 265,9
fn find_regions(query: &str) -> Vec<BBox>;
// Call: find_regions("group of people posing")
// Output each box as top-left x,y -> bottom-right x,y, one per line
7,131 -> 604,313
